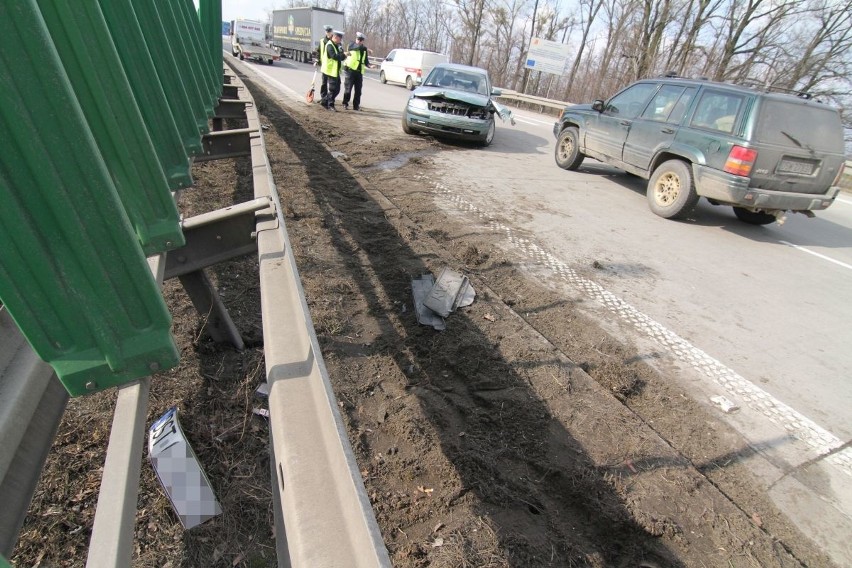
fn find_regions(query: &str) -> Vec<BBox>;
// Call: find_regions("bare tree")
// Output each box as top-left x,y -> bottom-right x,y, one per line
711,0 -> 802,81
452,0 -> 490,65
564,0 -> 603,94
595,0 -> 635,90
489,0 -> 530,86
396,0 -> 424,48
780,0 -> 852,94
665,0 -> 724,75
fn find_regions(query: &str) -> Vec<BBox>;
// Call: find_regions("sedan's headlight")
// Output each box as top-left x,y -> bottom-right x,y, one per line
408,97 -> 429,110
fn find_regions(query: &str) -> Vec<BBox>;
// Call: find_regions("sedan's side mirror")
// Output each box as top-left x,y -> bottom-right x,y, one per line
592,99 -> 605,112
491,88 -> 502,97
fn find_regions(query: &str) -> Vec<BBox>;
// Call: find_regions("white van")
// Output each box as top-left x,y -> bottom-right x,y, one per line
379,49 -> 449,90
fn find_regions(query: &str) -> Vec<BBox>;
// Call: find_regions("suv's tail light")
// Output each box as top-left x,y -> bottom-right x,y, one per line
724,145 -> 757,177
832,162 -> 846,186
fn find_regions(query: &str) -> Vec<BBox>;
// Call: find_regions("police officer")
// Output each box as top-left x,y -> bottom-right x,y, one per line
316,25 -> 334,101
342,32 -> 372,111
320,30 -> 347,111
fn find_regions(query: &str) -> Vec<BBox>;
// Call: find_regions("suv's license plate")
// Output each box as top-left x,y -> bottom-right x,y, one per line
778,159 -> 815,175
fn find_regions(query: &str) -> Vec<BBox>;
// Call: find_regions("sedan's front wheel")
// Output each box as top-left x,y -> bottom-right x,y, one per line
647,160 -> 698,219
401,115 -> 416,135
479,118 -> 495,147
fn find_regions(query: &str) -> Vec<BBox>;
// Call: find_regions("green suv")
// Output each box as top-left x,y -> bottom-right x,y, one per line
553,78 -> 847,224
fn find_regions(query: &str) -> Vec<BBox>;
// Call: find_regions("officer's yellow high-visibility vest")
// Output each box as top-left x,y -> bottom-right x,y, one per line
322,41 -> 340,76
347,48 -> 366,72
319,37 -> 329,67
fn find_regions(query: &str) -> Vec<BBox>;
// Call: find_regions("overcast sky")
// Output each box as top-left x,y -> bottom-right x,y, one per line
221,0 -> 272,23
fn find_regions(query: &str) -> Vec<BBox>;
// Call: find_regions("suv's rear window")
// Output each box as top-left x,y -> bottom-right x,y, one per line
755,101 -> 844,152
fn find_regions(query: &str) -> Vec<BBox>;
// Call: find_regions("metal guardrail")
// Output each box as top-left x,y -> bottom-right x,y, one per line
840,160 -> 852,190
496,89 -> 567,115
1,0 -> 390,565
234,66 -> 391,567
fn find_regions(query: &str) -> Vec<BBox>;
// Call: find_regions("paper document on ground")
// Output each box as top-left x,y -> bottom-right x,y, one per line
148,407 -> 222,529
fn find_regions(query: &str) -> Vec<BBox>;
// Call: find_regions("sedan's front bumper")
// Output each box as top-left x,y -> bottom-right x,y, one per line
404,107 -> 490,142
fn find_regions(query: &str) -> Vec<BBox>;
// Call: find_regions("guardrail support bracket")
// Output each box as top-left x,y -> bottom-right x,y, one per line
197,128 -> 255,161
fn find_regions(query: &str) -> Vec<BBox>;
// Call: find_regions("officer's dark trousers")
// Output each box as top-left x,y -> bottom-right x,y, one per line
342,69 -> 364,109
322,75 -> 341,108
320,72 -> 329,99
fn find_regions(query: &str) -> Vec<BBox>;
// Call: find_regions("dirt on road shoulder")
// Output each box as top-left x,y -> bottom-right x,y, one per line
242,69 -> 832,567
12,63 -> 835,568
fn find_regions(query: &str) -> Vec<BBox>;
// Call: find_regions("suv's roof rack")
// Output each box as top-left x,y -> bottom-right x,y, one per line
739,79 -> 814,99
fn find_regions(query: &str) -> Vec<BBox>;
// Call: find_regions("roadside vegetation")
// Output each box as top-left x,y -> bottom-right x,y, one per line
272,0 -> 851,148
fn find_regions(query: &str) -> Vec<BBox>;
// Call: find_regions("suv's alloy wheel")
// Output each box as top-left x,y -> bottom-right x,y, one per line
647,160 -> 699,219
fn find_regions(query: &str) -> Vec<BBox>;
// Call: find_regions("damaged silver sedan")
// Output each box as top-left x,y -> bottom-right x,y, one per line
401,63 -> 514,147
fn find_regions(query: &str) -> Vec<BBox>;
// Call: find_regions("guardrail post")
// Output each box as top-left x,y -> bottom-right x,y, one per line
36,0 -> 185,255
0,1 -> 179,396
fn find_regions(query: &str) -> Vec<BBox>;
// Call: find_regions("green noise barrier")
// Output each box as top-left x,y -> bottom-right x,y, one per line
0,2 -> 179,396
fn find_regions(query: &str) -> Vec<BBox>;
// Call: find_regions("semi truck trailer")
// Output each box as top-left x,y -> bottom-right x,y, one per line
272,7 -> 345,64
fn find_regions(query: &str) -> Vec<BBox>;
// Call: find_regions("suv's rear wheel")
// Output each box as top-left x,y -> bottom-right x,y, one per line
379,71 -> 387,84
405,76 -> 415,90
555,127 -> 584,170
732,207 -> 776,225
647,160 -> 699,219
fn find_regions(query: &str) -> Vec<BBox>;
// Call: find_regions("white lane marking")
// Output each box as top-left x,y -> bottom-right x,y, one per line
835,196 -> 852,206
421,174 -> 852,476
513,115 -> 555,127
779,240 -> 852,271
246,66 -> 305,103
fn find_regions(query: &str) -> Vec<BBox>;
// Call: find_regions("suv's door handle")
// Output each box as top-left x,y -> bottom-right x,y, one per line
661,127 -> 675,134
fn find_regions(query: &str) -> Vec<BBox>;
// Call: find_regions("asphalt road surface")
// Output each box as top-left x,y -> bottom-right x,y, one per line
232,51 -> 852,562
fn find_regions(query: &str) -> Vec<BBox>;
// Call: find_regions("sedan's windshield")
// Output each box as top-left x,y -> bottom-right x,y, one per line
424,70 -> 489,95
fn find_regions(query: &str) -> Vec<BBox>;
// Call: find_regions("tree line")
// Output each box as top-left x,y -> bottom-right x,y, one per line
272,0 -> 851,132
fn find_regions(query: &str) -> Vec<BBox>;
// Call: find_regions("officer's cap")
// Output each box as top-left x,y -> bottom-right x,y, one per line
332,30 -> 344,37
356,32 -> 366,40
323,24 -> 333,32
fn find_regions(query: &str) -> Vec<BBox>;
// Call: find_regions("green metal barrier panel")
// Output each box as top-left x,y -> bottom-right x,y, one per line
177,0 -> 219,103
198,0 -> 223,86
36,1 -> 184,256
133,0 -> 210,139
154,0 -> 214,120
169,0 -> 218,111
0,2 -> 179,397
95,0 -> 197,182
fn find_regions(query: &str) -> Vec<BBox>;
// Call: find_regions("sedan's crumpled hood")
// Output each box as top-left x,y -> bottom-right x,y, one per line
412,88 -> 515,124
413,87 -> 490,106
